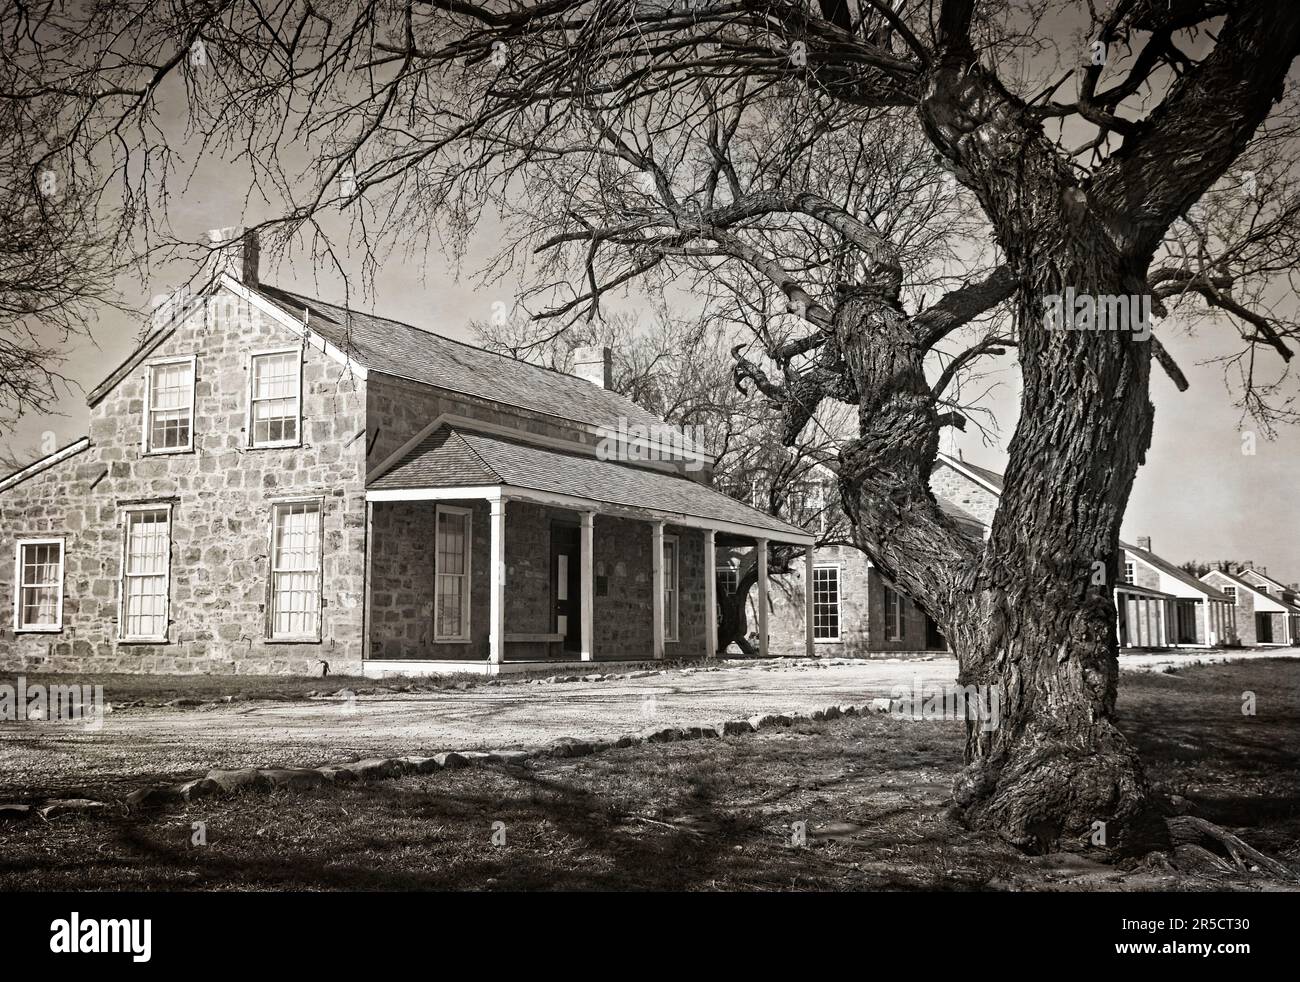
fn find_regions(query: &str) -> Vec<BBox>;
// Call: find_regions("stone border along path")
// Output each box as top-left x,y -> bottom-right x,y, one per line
0,697 -> 899,821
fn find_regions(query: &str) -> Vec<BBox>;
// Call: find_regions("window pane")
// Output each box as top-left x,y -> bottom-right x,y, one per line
251,353 -> 299,445
272,502 -> 320,637
813,567 -> 840,640
19,541 -> 61,630
435,510 -> 469,639
124,511 -> 169,638
436,575 -> 463,637
151,363 -> 192,409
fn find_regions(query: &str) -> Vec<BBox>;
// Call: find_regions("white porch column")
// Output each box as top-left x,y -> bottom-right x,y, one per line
488,496 -> 507,665
757,538 -> 769,658
651,521 -> 665,660
804,546 -> 815,658
704,529 -> 717,660
580,511 -> 595,661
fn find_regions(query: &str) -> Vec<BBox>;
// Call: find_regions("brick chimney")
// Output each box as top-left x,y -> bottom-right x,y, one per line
571,345 -> 613,389
207,226 -> 259,287
1136,535 -> 1151,551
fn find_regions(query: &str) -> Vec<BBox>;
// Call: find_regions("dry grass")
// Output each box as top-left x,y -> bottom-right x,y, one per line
0,659 -> 1296,891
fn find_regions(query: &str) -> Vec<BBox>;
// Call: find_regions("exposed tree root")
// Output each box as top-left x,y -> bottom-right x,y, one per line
1163,815 -> 1299,881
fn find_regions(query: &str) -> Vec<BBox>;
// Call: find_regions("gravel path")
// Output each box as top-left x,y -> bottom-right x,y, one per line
4,648 -> 1294,798
0,658 -> 956,796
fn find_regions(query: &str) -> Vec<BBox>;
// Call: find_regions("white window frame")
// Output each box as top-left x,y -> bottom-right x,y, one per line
1123,562 -> 1134,584
717,566 -> 739,597
118,505 -> 173,643
268,497 -> 324,642
812,563 -> 842,643
142,355 -> 197,455
433,504 -> 472,643
663,533 -> 680,642
883,584 -> 904,642
1223,585 -> 1237,603
246,346 -> 304,449
13,537 -> 65,632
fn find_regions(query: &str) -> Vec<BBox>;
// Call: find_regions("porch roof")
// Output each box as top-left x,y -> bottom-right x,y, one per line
367,426 -> 813,543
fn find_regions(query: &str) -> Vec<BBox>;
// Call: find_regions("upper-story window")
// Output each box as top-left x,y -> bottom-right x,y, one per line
143,357 -> 196,454
1256,584 -> 1268,595
1223,585 -> 1237,603
249,349 -> 302,448
1123,562 -> 1135,584
13,538 -> 65,632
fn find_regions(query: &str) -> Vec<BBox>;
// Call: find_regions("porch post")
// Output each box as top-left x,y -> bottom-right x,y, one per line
704,529 -> 717,660
804,546 -> 815,658
757,537 -> 769,658
362,499 -> 374,661
651,521 -> 665,660
489,496 -> 507,665
580,511 -> 595,661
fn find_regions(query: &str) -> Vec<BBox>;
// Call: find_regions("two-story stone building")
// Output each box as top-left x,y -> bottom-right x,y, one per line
0,229 -> 812,676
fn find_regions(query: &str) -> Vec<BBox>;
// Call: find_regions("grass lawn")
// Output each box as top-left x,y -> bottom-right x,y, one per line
0,659 -> 1296,891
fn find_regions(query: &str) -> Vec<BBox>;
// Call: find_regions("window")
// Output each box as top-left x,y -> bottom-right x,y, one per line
1256,584 -> 1268,595
249,349 -> 302,447
812,565 -> 841,641
1223,585 -> 1237,603
13,538 -> 64,631
717,567 -> 739,597
120,508 -> 172,641
883,584 -> 904,642
270,500 -> 322,640
1123,562 -> 1134,584
434,505 -> 471,642
143,358 -> 195,453
663,534 -> 679,642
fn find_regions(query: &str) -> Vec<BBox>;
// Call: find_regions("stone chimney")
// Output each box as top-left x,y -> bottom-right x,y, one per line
1136,536 -> 1151,551
207,226 -> 260,287
571,345 -> 613,389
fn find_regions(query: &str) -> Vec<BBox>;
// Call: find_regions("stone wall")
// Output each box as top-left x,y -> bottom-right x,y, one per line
742,544 -> 944,658
0,287 -> 368,675
930,461 -> 998,528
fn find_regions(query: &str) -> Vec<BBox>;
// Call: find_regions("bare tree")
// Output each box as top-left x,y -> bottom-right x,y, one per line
17,0 -> 1300,862
0,34 -> 123,433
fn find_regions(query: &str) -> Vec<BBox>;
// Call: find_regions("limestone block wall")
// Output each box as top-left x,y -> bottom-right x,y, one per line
0,288 -> 367,674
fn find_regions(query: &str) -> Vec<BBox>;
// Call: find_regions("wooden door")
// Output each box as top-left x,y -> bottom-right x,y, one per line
550,524 -> 582,653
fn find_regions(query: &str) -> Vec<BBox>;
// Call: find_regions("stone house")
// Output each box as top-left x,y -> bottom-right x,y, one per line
0,229 -> 811,676
729,465 -> 983,657
1201,566 -> 1299,646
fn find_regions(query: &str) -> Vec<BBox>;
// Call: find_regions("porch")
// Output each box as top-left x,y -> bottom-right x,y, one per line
359,426 -> 814,676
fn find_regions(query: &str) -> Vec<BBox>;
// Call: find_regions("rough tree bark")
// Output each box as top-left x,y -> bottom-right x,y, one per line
818,2 -> 1300,855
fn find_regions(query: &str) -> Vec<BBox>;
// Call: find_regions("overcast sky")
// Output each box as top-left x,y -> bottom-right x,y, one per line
5,9 -> 1298,582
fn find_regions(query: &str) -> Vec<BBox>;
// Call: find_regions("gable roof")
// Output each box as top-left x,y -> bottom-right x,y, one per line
252,284 -> 672,438
1239,567 -> 1297,596
1122,543 -> 1231,601
934,452 -> 1005,496
1203,568 -> 1300,613
0,438 -> 92,494
369,425 -> 808,540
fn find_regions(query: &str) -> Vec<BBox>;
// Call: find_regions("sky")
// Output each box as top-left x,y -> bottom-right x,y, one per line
5,5 -> 1298,581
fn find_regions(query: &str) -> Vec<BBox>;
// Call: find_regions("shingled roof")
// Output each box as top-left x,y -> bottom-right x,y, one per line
254,284 -> 668,434
1122,542 -> 1232,601
369,426 -> 809,540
